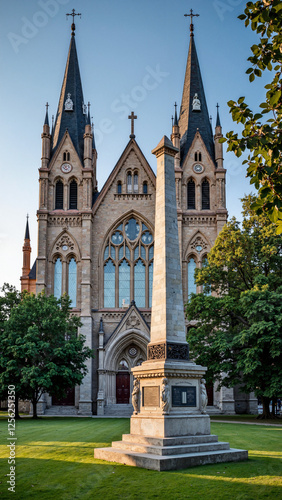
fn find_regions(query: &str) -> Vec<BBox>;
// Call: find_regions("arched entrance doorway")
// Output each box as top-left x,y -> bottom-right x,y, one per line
116,360 -> 130,404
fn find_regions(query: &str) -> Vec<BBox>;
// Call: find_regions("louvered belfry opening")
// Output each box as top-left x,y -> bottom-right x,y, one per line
69,180 -> 78,209
202,179 -> 210,210
187,180 -> 196,209
55,180 -> 64,209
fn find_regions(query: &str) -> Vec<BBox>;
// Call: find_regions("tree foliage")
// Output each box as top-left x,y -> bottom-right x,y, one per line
222,0 -> 282,232
186,196 -> 282,418
0,290 -> 93,418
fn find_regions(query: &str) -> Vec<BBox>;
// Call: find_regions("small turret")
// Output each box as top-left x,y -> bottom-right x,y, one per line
171,103 -> 181,170
214,103 -> 224,169
84,102 -> 93,169
21,215 -> 32,292
41,103 -> 51,168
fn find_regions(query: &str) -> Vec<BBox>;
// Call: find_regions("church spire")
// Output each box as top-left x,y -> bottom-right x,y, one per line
216,103 -> 221,127
44,103 -> 49,126
51,23 -> 87,162
179,16 -> 215,165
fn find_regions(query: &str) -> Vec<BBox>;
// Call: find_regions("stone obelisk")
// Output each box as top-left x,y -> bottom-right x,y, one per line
94,136 -> 248,470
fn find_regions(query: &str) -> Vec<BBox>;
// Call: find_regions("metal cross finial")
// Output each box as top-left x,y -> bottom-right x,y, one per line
128,111 -> 137,138
66,9 -> 81,36
46,102 -> 49,112
174,102 -> 177,112
27,213 -> 29,220
184,9 -> 200,36
216,103 -> 220,112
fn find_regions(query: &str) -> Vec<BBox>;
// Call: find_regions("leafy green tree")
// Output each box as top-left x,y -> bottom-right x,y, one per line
222,0 -> 282,232
1,291 -> 93,418
0,284 -> 21,417
186,196 -> 282,418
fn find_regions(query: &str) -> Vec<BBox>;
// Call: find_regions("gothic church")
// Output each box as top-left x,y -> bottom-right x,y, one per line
20,15 -> 256,416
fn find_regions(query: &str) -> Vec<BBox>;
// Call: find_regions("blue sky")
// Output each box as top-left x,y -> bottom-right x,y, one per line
0,0 -> 268,288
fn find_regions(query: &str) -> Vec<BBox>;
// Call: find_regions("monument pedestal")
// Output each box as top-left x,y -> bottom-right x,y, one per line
94,135 -> 248,470
95,358 -> 248,470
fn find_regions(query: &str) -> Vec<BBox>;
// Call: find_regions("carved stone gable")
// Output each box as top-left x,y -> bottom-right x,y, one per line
126,313 -> 141,329
56,234 -> 75,252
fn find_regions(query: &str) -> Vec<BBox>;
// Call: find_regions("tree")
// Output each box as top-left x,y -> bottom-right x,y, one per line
1,291 -> 93,418
185,196 -> 282,418
222,0 -> 282,232
0,284 -> 21,418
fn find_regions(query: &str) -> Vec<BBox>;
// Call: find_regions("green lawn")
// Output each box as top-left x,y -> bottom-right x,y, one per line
0,417 -> 281,500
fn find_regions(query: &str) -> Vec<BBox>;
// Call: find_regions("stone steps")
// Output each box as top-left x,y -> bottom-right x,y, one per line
112,440 -> 230,456
94,445 -> 248,471
44,406 -> 78,416
122,433 -> 219,446
104,404 -> 133,417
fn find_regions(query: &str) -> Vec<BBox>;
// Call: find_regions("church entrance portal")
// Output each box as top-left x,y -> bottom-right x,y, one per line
116,372 -> 130,404
52,387 -> 75,406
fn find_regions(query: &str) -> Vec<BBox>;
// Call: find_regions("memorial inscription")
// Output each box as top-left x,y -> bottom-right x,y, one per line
172,386 -> 196,407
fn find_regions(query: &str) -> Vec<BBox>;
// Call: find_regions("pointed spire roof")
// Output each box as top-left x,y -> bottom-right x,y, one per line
174,102 -> 178,126
216,103 -> 221,127
25,215 -> 30,240
179,32 -> 215,165
51,32 -> 87,161
44,103 -> 49,126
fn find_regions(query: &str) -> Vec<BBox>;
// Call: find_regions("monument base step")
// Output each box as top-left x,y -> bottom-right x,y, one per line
94,432 -> 248,471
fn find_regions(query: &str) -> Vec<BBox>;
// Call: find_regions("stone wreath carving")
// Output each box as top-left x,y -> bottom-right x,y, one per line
126,314 -> 140,329
132,379 -> 140,415
161,377 -> 170,414
56,235 -> 75,251
190,236 -> 208,251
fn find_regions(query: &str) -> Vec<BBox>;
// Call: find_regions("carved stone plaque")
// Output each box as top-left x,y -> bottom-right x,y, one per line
172,386 -> 196,407
142,386 -> 160,407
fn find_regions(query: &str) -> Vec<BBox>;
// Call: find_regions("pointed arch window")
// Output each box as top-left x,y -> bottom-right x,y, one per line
133,173 -> 138,193
104,260 -> 115,308
69,180 -> 77,210
188,257 -> 197,298
63,151 -> 70,162
202,179 -> 210,210
187,180 -> 196,210
55,180 -> 64,210
202,256 -> 211,296
68,258 -> 77,307
54,258 -> 62,299
103,217 -> 154,308
117,181 -> 122,194
127,173 -> 132,193
143,181 -> 148,194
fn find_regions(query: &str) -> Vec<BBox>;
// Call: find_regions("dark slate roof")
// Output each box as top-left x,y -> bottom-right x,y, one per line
179,34 -> 215,165
51,34 -> 87,162
25,218 -> 30,240
216,104 -> 221,127
29,260 -> 36,280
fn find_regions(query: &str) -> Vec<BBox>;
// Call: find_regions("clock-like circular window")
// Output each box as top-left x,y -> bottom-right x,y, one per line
193,164 -> 204,174
61,163 -> 72,174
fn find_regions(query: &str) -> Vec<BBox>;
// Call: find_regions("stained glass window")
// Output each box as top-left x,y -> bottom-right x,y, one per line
127,173 -> 132,193
104,260 -> 115,308
134,260 -> 146,308
119,260 -> 130,307
149,262 -> 153,307
103,217 -> 154,308
125,218 -> 140,241
188,258 -> 197,298
55,180 -> 63,210
134,173 -> 138,193
54,258 -> 62,299
68,258 -> 77,307
187,180 -> 196,210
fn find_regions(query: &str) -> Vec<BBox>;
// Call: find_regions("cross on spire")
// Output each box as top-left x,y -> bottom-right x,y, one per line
128,111 -> 137,139
184,9 -> 200,36
66,9 -> 81,36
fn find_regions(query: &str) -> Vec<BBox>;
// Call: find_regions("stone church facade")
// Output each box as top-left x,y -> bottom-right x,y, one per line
21,19 -> 257,416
